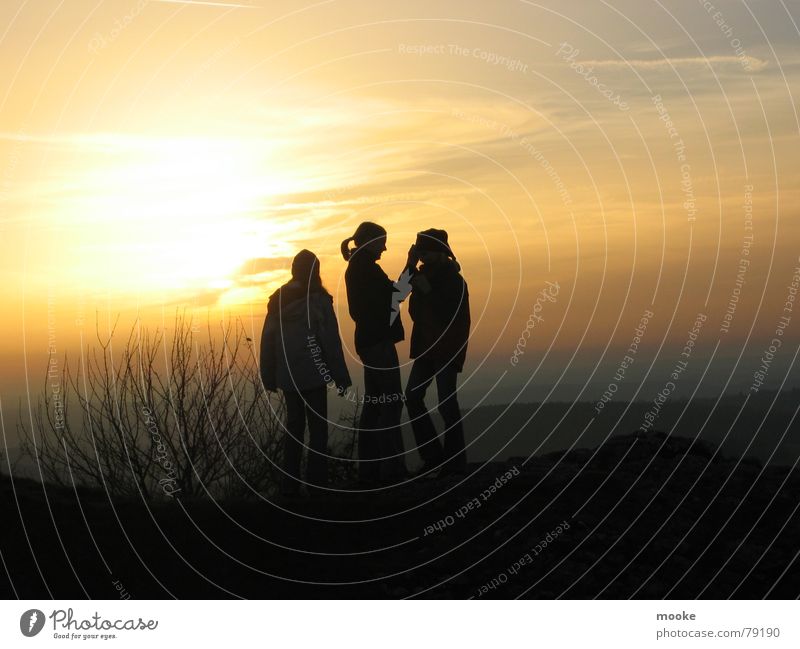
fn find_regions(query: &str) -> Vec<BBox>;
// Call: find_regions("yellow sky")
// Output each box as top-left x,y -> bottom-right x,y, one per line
1,0 -> 799,406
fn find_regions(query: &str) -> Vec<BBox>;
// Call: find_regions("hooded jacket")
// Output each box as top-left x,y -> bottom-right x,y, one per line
344,249 -> 404,356
260,281 -> 351,392
408,258 -> 470,371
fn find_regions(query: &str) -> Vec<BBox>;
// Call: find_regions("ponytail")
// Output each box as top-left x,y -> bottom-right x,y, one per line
340,236 -> 355,261
341,222 -> 386,261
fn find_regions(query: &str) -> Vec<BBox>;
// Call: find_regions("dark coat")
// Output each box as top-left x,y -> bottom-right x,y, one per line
344,249 -> 404,356
408,259 -> 470,371
260,281 -> 351,392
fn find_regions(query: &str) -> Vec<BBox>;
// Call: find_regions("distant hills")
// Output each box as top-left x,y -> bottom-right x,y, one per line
459,389 -> 800,467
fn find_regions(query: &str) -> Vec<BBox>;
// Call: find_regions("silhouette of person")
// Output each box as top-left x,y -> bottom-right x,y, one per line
341,222 -> 411,486
404,229 -> 470,477
260,249 -> 351,497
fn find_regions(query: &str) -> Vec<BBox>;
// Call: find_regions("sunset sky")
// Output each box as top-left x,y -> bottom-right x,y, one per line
1,0 -> 799,423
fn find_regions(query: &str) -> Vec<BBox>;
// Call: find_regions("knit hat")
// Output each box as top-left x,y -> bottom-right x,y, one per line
415,228 -> 454,258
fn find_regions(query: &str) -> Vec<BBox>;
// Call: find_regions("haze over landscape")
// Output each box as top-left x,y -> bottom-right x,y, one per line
1,0 -> 799,449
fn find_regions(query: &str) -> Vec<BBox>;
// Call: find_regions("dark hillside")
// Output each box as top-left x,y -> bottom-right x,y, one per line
2,430 -> 798,599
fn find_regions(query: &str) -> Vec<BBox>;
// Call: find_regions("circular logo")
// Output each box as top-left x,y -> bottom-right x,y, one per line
20,609 -> 45,637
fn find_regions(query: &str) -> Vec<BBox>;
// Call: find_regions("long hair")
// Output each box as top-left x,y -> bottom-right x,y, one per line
340,221 -> 387,261
291,249 -> 329,295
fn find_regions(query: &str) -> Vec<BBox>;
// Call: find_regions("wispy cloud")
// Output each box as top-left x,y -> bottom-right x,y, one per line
584,55 -> 768,72
237,257 -> 292,278
150,0 -> 259,8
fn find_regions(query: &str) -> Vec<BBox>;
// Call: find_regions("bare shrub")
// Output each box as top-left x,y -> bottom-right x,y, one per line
19,312 -> 286,501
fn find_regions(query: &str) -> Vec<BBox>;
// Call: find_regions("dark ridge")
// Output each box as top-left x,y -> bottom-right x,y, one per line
2,431 -> 798,599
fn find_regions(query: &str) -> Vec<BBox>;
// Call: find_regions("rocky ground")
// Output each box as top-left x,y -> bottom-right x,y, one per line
2,430 -> 798,599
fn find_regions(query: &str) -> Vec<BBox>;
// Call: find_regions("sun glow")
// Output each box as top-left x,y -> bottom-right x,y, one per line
56,135 -> 306,303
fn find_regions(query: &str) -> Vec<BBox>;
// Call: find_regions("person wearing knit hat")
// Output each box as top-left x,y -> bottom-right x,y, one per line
413,228 -> 455,258
405,228 -> 470,478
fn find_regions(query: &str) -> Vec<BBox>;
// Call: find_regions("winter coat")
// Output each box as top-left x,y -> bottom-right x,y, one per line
260,281 -> 351,392
408,259 -> 470,371
344,249 -> 404,356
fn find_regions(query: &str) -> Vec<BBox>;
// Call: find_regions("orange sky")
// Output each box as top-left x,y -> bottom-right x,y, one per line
1,0 -> 799,416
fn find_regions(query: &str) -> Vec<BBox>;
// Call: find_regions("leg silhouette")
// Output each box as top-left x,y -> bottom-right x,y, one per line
282,390 -> 306,495
406,358 -> 445,469
359,341 -> 406,484
435,365 -> 467,474
304,387 -> 329,492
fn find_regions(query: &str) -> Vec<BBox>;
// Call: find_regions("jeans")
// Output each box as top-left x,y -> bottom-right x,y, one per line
282,387 -> 328,494
405,357 -> 466,471
357,341 -> 406,483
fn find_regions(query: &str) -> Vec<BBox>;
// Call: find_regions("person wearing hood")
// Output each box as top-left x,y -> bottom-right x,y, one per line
260,249 -> 351,497
405,228 -> 470,477
341,221 -> 411,486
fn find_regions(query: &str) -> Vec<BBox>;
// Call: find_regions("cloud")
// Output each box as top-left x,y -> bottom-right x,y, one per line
186,287 -> 229,307
236,257 -> 292,277
150,0 -> 260,7
583,55 -> 768,72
